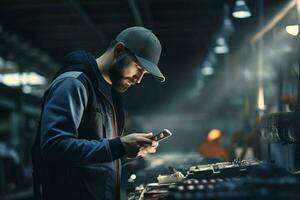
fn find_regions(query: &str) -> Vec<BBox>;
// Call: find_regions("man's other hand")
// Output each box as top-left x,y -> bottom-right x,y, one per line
120,133 -> 159,158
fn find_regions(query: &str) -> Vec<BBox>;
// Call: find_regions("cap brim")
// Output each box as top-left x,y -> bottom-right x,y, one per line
135,55 -> 165,82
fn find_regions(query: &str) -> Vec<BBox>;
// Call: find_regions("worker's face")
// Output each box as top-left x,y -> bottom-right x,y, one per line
109,53 -> 147,93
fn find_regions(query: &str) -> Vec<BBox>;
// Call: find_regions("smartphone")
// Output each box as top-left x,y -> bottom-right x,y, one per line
151,129 -> 172,142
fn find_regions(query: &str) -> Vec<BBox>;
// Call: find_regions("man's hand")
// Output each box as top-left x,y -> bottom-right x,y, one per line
120,133 -> 159,158
138,141 -> 159,157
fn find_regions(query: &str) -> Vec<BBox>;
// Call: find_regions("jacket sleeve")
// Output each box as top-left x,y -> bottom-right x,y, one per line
39,77 -> 125,165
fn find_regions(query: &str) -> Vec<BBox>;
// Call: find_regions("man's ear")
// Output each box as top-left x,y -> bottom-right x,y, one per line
113,42 -> 125,58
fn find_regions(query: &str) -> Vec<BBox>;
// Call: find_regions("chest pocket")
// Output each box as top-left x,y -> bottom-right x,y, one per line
93,101 -> 115,139
76,73 -> 119,140
77,101 -> 112,140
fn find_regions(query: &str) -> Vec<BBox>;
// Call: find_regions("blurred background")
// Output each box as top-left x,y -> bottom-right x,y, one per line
0,0 -> 300,199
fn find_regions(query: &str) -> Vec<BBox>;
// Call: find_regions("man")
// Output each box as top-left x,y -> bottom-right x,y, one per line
31,26 -> 165,200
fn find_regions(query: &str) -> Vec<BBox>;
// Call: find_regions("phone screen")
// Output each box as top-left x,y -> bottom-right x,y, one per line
151,129 -> 172,142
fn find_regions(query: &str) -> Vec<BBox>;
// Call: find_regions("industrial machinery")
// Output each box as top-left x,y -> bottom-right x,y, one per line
129,159 -> 300,200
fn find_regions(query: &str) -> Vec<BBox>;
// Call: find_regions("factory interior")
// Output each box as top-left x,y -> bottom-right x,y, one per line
1,0 -> 300,199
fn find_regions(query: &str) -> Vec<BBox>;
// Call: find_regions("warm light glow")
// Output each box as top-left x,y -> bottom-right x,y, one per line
207,129 -> 222,141
0,72 -> 46,86
286,25 -> 299,36
257,85 -> 266,110
233,0 -> 251,18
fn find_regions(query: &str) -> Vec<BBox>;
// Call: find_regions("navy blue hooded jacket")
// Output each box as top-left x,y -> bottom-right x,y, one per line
32,51 -> 126,200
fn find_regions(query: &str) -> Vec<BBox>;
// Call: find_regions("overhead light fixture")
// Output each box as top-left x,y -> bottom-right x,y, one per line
286,25 -> 299,36
223,4 -> 235,35
214,36 -> 229,54
223,18 -> 234,34
0,72 -> 46,87
214,46 -> 229,54
233,0 -> 251,19
201,61 -> 214,76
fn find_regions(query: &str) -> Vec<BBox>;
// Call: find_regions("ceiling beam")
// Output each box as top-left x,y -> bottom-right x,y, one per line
251,0 -> 296,43
128,0 -> 144,26
140,0 -> 153,28
1,1 -> 119,10
68,0 -> 108,43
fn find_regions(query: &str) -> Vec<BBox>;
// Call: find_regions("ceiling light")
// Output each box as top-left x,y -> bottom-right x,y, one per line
216,37 -> 226,46
223,4 -> 235,35
223,18 -> 235,34
214,46 -> 229,54
214,36 -> 229,54
201,62 -> 214,76
286,25 -> 299,36
233,0 -> 251,19
0,72 -> 46,86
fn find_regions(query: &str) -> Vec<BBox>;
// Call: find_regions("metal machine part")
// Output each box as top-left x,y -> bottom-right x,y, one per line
132,160 -> 300,200
260,112 -> 296,144
186,159 -> 262,180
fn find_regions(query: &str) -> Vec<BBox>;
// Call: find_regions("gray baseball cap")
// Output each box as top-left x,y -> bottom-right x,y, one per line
115,26 -> 165,82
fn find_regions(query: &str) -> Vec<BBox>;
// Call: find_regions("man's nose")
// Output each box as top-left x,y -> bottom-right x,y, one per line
136,71 -> 146,84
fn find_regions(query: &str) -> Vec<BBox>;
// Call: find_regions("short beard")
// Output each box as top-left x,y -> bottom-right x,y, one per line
108,54 -> 130,93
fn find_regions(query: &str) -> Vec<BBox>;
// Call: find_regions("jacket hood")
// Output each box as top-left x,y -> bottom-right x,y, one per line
52,50 -> 115,105
63,50 -> 95,67
52,50 -> 98,81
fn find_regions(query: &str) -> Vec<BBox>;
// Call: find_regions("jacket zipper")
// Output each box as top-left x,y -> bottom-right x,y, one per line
111,108 -> 121,200
95,88 -> 121,200
81,54 -> 122,199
